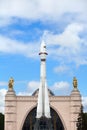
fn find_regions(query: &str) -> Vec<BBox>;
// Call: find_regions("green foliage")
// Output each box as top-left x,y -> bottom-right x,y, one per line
0,113 -> 4,130
77,105 -> 87,130
82,113 -> 87,130
77,105 -> 83,130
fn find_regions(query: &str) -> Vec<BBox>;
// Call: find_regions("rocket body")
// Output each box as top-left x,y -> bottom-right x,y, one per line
36,41 -> 51,119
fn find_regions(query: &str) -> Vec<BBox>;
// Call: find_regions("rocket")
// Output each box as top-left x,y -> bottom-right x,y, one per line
36,41 -> 51,119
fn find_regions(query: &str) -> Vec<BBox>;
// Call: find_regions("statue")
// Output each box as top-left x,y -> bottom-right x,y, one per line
73,77 -> 77,88
8,77 -> 14,89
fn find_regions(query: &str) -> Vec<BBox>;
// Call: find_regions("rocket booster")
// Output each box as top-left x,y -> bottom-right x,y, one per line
36,41 -> 51,118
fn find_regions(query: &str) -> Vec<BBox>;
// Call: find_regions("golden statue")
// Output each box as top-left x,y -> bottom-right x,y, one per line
73,77 -> 77,88
8,77 -> 14,89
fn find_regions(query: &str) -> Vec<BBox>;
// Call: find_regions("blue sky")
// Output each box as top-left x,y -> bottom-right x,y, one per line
0,0 -> 87,113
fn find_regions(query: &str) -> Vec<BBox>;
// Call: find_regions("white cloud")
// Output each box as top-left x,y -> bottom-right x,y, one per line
0,89 -> 7,113
0,1 -> 86,68
46,23 -> 84,47
51,81 -> 70,95
27,81 -> 39,93
54,65 -> 69,73
0,21 -> 87,67
44,23 -> 87,66
0,0 -> 86,26
18,81 -> 39,96
52,81 -> 70,90
0,22 -> 87,67
0,35 -> 39,58
82,96 -> 87,112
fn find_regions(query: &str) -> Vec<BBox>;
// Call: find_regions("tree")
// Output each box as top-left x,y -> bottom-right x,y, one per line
0,113 -> 4,130
82,113 -> 87,130
77,105 -> 87,130
77,105 -> 83,130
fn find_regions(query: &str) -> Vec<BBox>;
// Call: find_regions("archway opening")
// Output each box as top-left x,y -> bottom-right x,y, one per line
22,107 -> 64,130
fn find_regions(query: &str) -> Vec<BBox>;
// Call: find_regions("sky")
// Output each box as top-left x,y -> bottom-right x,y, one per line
0,0 -> 87,113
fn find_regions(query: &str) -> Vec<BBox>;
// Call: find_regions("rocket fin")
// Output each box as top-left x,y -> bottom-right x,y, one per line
36,82 -> 43,118
44,82 -> 51,118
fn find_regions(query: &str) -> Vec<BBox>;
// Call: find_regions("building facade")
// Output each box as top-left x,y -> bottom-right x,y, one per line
5,80 -> 81,130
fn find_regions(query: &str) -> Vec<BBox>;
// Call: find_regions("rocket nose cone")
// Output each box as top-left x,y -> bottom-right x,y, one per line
41,40 -> 46,48
40,41 -> 46,53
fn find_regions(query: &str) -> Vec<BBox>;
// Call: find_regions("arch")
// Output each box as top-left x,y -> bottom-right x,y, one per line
21,106 -> 66,130
20,104 -> 37,130
50,105 -> 67,130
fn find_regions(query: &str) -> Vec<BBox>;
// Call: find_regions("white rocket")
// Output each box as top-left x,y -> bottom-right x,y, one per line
36,41 -> 51,119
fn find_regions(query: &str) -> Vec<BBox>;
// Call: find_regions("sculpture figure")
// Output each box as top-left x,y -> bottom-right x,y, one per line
8,77 -> 14,89
73,77 -> 77,88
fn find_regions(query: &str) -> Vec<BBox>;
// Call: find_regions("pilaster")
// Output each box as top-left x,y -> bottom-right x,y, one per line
5,80 -> 17,130
70,88 -> 82,130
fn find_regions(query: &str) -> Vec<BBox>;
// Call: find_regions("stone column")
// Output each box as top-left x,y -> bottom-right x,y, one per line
5,78 -> 17,130
70,77 -> 82,130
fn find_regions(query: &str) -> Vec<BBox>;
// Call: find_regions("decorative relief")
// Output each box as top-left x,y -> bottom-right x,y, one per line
5,102 -> 16,106
17,96 -> 37,102
7,122 -> 14,130
6,114 -> 16,122
50,96 -> 70,102
5,107 -> 16,113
